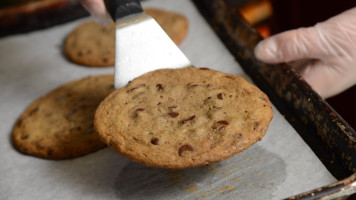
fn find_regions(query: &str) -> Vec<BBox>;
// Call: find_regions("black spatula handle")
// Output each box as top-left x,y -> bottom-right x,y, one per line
104,0 -> 143,21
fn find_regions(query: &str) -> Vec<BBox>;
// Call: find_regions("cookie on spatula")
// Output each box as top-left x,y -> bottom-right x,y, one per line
94,67 -> 273,168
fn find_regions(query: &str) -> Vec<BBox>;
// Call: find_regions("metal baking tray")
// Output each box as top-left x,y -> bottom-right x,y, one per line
0,0 -> 88,37
192,0 -> 356,199
1,0 -> 355,199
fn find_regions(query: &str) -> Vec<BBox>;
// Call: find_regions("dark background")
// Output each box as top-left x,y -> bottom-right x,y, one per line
269,0 -> 356,131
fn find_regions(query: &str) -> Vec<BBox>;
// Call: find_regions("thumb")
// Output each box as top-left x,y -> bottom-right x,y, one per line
254,27 -> 322,63
80,0 -> 112,26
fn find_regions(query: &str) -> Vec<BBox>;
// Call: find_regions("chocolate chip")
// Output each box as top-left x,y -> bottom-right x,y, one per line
69,127 -> 81,132
34,141 -> 44,150
156,84 -> 165,91
55,95 -> 68,102
47,149 -> 54,156
217,120 -> 229,125
253,121 -> 259,130
21,134 -> 29,140
102,58 -> 109,63
19,146 -> 28,153
224,76 -> 234,79
168,112 -> 179,118
136,108 -> 145,112
218,126 -> 226,131
260,97 -> 267,102
212,120 -> 229,131
86,128 -> 94,134
187,83 -> 198,88
180,115 -> 195,124
77,51 -> 83,57
243,88 -> 251,95
16,118 -> 24,127
213,106 -> 222,110
168,106 -> 177,111
127,84 -> 146,92
132,92 -> 145,100
151,138 -> 159,145
133,108 -> 145,118
66,109 -> 77,118
199,67 -> 210,70
217,93 -> 223,100
29,107 -> 39,116
259,127 -> 265,133
178,144 -> 194,156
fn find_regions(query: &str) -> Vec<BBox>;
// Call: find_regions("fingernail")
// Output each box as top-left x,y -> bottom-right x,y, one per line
254,41 -> 265,61
93,12 -> 112,26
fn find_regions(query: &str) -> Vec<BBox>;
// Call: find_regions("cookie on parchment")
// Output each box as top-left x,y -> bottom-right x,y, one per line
64,8 -> 188,67
94,67 -> 273,168
145,8 -> 188,45
12,75 -> 114,159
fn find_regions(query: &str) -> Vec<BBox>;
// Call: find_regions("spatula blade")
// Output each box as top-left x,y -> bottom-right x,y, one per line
114,13 -> 191,88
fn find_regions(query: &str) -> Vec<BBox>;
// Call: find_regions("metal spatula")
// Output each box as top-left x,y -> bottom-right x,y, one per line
104,0 -> 191,89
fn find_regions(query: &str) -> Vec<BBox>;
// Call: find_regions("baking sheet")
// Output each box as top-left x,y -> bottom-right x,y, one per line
0,0 -> 336,199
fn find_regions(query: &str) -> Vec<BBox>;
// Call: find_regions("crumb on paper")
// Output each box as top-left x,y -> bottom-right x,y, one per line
165,169 -> 186,185
199,163 -> 222,174
183,185 -> 198,193
219,186 -> 234,192
231,178 -> 239,182
182,184 -> 212,197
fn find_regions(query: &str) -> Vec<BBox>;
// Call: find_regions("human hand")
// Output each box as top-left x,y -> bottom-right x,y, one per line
254,8 -> 356,99
80,0 -> 112,25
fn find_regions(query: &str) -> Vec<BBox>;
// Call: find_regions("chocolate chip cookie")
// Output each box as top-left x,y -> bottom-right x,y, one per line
94,67 -> 273,168
64,8 -> 188,67
12,75 -> 114,159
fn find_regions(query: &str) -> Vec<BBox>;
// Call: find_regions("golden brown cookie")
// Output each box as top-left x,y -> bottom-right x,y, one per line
12,75 -> 114,159
145,8 -> 188,45
64,8 -> 188,67
94,67 -> 273,168
64,21 -> 116,67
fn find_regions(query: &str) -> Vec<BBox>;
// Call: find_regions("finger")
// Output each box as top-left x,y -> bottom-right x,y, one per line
254,27 -> 326,64
287,59 -> 312,71
296,60 -> 353,99
80,0 -> 112,26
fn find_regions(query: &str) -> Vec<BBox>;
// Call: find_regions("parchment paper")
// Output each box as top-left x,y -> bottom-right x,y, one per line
0,0 -> 336,199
